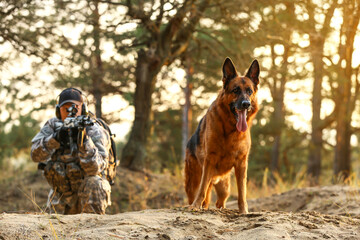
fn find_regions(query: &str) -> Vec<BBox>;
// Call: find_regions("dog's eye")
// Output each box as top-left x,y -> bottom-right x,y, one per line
232,87 -> 240,94
246,88 -> 253,95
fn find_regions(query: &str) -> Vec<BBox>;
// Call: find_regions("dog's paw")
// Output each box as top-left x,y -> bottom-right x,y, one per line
238,202 -> 248,214
238,208 -> 249,214
190,200 -> 203,209
184,205 -> 200,211
215,200 -> 225,209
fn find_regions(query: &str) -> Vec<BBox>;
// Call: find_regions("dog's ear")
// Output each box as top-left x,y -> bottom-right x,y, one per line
245,59 -> 260,87
222,57 -> 237,89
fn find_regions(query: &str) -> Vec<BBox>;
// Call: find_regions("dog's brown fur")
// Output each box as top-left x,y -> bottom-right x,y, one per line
184,58 -> 260,213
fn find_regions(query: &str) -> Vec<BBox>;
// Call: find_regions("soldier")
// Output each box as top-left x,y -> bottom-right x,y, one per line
31,88 -> 112,214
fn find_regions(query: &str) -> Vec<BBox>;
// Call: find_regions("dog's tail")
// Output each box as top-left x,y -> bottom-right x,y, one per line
184,150 -> 202,205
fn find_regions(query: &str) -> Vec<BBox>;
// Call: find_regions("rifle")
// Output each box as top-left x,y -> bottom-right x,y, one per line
62,104 -> 96,156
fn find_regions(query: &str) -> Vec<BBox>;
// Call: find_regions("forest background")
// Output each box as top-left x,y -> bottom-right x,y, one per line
1,0 -> 360,201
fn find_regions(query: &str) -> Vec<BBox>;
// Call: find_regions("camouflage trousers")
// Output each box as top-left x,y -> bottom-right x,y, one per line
44,161 -> 111,214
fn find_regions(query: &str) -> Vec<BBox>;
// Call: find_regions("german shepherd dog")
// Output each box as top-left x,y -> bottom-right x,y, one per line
184,58 -> 259,213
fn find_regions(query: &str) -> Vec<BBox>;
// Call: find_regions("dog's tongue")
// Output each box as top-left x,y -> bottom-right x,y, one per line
236,110 -> 248,132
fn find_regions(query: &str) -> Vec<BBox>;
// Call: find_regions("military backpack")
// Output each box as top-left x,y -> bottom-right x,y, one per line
94,118 -> 119,185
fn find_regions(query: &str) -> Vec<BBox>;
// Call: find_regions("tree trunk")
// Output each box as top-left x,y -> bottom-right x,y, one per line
307,38 -> 324,184
181,60 -> 193,161
269,40 -> 288,173
333,46 -> 353,180
270,99 -> 284,172
334,110 -> 352,180
91,0 -> 103,118
121,49 -> 160,171
333,2 -> 360,180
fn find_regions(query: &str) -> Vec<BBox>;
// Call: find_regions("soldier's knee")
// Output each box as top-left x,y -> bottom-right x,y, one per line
78,176 -> 111,214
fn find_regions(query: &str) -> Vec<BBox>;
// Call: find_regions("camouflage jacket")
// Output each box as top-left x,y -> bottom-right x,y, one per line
31,117 -> 111,177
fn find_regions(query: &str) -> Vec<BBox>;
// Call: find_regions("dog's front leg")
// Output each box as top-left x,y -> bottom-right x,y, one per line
234,159 -> 249,214
191,162 -> 213,209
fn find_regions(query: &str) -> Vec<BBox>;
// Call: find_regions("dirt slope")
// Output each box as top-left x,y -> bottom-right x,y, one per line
1,185 -> 360,240
1,208 -> 359,240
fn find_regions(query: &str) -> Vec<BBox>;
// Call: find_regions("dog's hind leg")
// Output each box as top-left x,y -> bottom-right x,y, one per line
191,161 -> 214,208
214,174 -> 230,209
201,182 -> 213,209
184,153 -> 202,205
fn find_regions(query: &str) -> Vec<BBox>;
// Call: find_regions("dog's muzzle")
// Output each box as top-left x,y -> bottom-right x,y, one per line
241,100 -> 251,110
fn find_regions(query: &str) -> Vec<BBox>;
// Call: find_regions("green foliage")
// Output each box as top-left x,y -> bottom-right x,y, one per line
0,115 -> 39,169
0,73 -> 48,171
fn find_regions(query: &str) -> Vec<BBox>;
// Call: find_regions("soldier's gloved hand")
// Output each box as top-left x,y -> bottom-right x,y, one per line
79,135 -> 96,158
79,135 -> 99,176
52,126 -> 67,144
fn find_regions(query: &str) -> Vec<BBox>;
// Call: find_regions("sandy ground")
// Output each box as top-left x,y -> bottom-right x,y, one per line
1,185 -> 360,240
229,185 -> 360,216
0,208 -> 359,240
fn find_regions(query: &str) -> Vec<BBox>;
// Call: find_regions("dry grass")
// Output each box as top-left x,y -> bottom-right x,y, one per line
242,166 -> 309,200
244,167 -> 360,200
16,187 -> 63,240
4,165 -> 360,214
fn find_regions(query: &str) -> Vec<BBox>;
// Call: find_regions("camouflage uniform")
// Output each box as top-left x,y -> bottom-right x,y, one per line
31,117 -> 111,214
